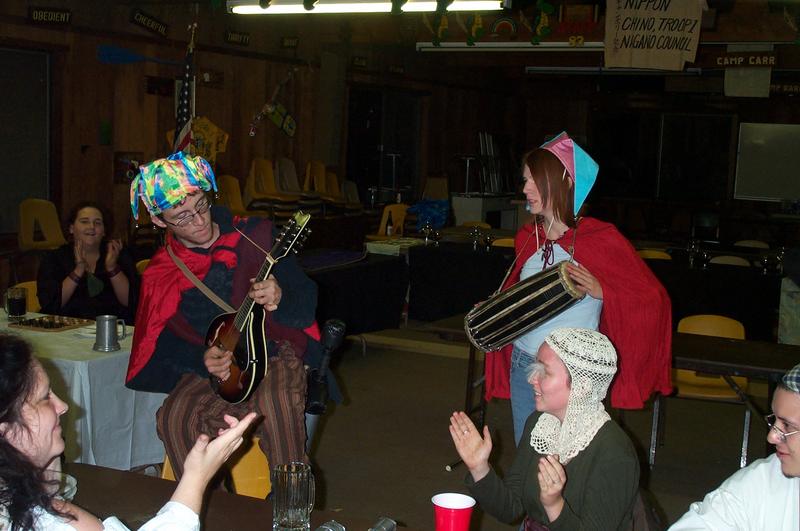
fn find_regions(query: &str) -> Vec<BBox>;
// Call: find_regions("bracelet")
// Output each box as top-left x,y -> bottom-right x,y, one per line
107,265 -> 122,278
68,271 -> 83,284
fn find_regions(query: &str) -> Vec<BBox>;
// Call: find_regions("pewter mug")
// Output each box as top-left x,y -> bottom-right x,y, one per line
272,462 -> 315,531
93,315 -> 126,352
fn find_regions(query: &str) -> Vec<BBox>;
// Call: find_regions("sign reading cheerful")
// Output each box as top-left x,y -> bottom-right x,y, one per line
130,9 -> 168,38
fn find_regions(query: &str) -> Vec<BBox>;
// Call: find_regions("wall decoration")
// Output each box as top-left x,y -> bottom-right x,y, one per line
114,152 -> 143,184
489,16 -> 518,39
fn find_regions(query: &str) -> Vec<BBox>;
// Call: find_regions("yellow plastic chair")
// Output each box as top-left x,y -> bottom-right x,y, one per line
217,175 -> 271,218
422,176 -> 449,200
244,160 -> 298,221
365,204 -> 408,241
734,239 -> 770,249
18,199 -> 67,251
637,249 -> 672,260
491,237 -> 515,248
135,259 -> 150,275
161,437 -> 271,498
650,315 -> 750,468
709,255 -> 751,267
326,172 -> 361,215
12,281 -> 40,313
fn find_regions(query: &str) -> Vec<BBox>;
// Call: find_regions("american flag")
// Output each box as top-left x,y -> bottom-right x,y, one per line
173,30 -> 195,153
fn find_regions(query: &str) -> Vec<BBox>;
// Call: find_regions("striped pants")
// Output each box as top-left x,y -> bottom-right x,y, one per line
156,342 -> 307,480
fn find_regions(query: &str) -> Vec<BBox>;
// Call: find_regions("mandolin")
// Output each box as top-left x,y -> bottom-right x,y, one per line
206,211 -> 310,403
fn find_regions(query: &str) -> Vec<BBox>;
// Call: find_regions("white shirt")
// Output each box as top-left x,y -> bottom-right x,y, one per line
1,501 -> 199,530
514,245 -> 603,356
669,453 -> 800,530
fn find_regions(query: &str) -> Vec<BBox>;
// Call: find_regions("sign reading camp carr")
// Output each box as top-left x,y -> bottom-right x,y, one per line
130,9 -> 168,38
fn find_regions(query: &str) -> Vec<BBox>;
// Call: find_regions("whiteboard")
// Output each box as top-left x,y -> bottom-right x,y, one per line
735,122 -> 800,202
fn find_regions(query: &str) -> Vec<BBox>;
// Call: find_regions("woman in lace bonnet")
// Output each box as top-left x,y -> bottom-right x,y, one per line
449,327 -> 640,530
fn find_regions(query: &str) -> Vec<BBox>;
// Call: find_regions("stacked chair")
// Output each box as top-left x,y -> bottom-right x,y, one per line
217,174 -> 270,218
244,158 -> 298,223
274,157 -> 323,216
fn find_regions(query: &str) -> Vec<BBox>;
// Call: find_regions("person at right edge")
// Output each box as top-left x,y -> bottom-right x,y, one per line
485,132 -> 673,444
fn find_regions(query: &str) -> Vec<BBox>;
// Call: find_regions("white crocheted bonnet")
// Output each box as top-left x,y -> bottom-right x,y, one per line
530,327 -> 618,464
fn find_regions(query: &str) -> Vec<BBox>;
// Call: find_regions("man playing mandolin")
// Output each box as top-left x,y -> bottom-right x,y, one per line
126,152 -> 321,480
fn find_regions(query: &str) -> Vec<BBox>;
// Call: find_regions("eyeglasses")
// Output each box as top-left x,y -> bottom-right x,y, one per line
765,414 -> 800,443
164,197 -> 210,228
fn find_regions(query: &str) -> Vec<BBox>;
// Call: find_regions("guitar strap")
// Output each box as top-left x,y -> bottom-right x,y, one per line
166,244 -> 235,313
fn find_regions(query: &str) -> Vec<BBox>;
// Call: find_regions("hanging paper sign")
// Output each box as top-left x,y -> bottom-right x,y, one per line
225,29 -> 251,46
28,7 -> 71,25
130,9 -> 168,38
605,0 -> 702,71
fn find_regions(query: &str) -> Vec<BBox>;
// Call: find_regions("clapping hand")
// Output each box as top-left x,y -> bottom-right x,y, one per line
182,412 -> 258,485
104,239 -> 122,271
73,240 -> 88,273
538,454 -> 566,519
448,411 -> 492,482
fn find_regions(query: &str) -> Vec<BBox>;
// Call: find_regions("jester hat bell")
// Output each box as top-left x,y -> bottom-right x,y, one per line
130,151 -> 217,219
539,132 -> 598,213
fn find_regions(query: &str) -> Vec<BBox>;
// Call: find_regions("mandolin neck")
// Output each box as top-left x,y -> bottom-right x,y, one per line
233,254 -> 276,332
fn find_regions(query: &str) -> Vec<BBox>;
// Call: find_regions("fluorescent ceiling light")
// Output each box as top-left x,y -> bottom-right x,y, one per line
402,0 -> 501,11
416,41 -> 604,51
228,0 -> 499,13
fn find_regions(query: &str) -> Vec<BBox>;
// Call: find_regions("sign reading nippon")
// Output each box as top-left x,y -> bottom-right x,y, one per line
130,9 -> 168,37
28,7 -> 71,25
605,0 -> 702,71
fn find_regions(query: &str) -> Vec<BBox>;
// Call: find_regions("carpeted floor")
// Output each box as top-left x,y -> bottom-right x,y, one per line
310,338 -> 771,531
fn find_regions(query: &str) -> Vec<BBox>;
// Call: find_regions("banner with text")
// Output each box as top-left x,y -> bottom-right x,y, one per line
605,0 -> 703,71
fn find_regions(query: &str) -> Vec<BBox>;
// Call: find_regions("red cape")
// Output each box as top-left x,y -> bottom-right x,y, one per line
484,217 -> 673,409
127,217 -> 320,384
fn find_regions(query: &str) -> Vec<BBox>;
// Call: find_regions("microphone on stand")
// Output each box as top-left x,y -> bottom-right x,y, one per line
306,319 -> 346,415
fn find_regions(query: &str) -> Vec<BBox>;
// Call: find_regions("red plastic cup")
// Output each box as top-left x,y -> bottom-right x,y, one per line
431,493 -> 476,531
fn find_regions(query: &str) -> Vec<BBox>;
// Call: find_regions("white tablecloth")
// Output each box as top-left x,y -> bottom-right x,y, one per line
1,315 -> 166,470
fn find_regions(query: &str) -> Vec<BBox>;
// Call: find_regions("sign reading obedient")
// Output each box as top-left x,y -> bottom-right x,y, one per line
28,7 -> 71,25
605,0 -> 702,71
130,9 -> 168,38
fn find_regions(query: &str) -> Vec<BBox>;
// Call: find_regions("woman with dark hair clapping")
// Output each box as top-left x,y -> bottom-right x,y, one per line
0,333 -> 256,530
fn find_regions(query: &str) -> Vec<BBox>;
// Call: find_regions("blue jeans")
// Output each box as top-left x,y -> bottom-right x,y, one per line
510,345 -> 537,446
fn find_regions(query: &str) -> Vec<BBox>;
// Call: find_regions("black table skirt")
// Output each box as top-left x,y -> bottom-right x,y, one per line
645,257 -> 781,341
307,253 -> 408,335
407,243 -> 514,322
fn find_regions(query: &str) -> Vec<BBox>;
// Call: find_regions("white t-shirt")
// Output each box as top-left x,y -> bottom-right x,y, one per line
1,501 -> 199,531
669,453 -> 800,530
513,244 -> 603,357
